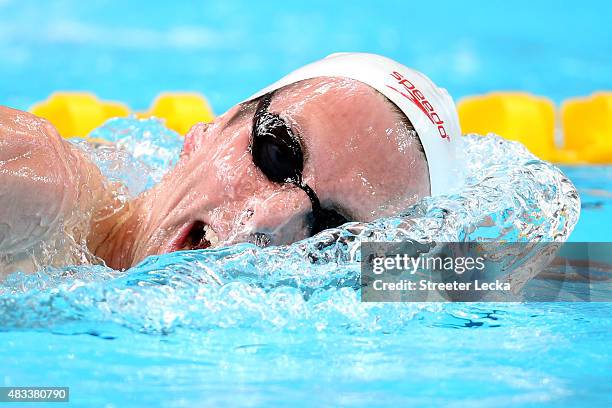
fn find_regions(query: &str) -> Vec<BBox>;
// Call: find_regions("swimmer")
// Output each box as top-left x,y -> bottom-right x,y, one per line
0,53 -> 461,274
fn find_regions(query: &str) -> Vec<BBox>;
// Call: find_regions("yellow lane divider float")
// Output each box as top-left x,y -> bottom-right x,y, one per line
458,92 -> 556,161
458,91 -> 612,164
561,93 -> 612,164
30,92 -> 215,138
137,93 -> 215,135
31,93 -> 130,138
30,91 -> 611,164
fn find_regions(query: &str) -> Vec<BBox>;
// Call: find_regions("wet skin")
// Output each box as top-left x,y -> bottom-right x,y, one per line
0,77 -> 429,272
0,105 -> 112,274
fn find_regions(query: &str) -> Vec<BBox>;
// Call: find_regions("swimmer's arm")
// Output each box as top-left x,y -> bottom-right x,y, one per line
0,106 -> 109,255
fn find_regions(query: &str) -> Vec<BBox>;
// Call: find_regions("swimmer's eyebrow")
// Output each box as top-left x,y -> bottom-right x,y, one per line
223,99 -> 260,129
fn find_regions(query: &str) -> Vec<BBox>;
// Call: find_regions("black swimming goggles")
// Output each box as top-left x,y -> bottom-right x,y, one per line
250,92 -> 348,236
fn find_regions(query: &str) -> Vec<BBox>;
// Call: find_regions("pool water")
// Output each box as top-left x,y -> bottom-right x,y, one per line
1,1 -> 611,407
559,166 -> 612,243
2,303 -> 609,407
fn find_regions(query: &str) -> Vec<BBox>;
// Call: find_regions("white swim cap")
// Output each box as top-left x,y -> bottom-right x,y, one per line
245,52 -> 462,196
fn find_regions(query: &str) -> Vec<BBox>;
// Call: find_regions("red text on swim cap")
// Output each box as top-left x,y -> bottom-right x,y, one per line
386,71 -> 449,141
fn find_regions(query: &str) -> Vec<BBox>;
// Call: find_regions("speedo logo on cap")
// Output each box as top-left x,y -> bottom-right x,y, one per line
386,71 -> 450,141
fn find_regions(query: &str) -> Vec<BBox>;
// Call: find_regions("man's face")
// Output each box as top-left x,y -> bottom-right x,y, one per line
132,77 -> 429,263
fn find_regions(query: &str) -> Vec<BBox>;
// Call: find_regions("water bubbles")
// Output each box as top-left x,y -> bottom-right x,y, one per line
84,116 -> 184,194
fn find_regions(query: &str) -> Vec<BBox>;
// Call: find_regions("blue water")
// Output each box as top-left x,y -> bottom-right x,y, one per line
560,166 -> 612,243
2,304 -> 610,407
1,1 -> 611,407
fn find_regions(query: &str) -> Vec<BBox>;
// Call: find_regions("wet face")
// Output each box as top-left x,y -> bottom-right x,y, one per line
131,77 -> 429,263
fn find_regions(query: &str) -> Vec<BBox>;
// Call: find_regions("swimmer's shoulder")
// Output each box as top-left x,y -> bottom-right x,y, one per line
0,106 -> 114,271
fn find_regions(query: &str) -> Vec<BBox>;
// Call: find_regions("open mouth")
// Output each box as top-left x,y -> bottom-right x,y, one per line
180,220 -> 219,251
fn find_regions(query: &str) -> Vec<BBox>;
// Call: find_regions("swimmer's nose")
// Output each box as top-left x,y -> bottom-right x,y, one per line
232,189 -> 314,246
